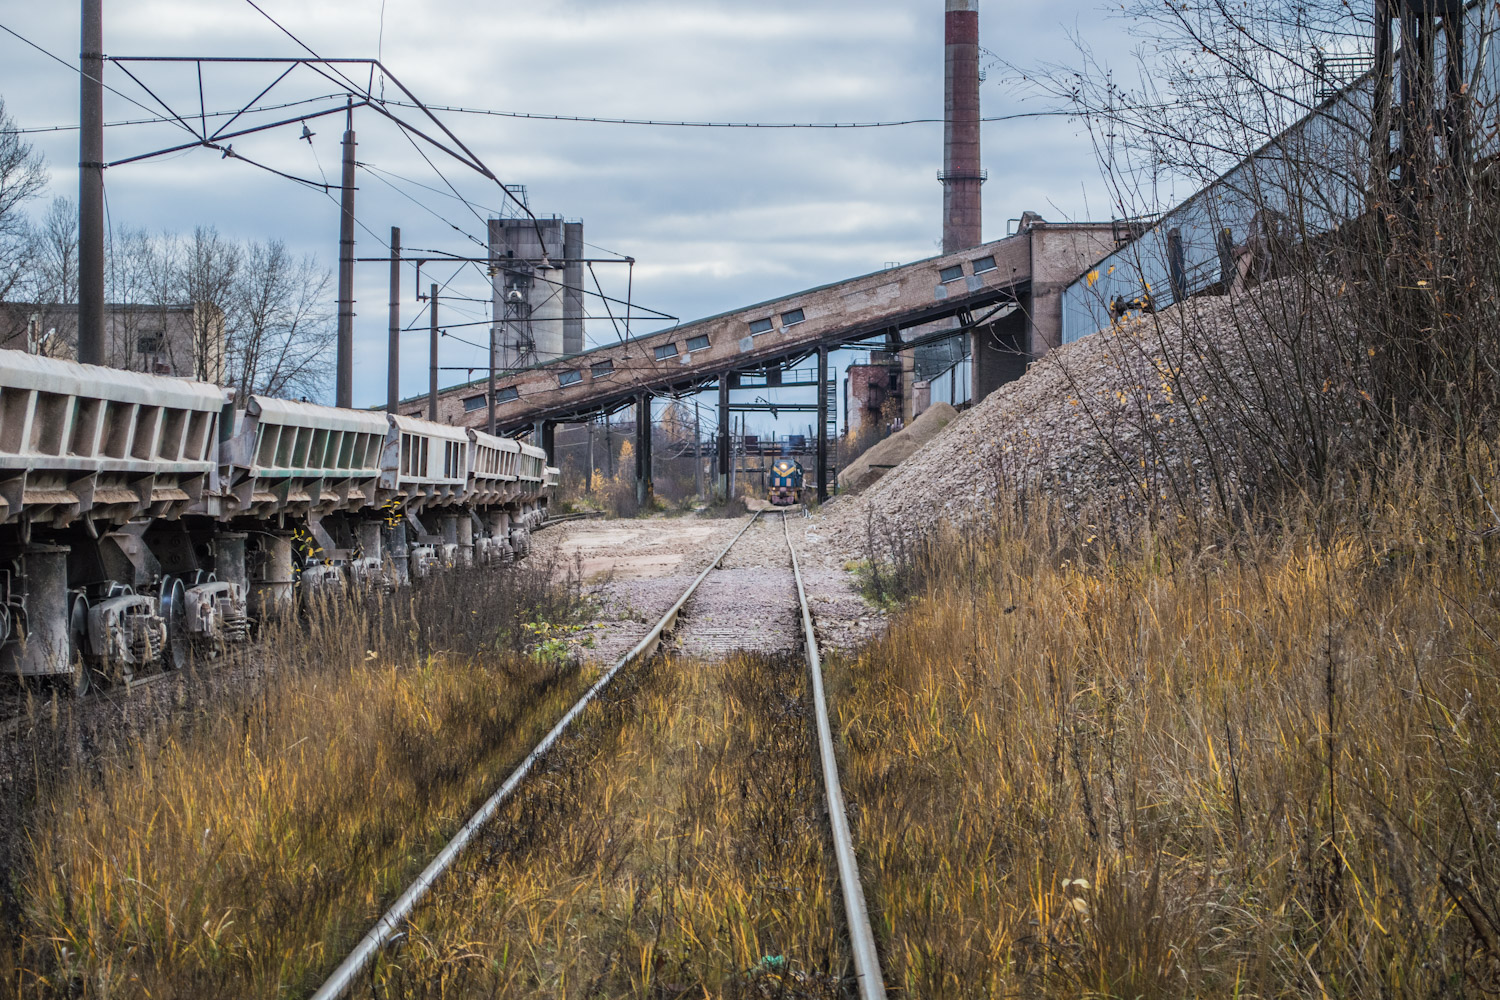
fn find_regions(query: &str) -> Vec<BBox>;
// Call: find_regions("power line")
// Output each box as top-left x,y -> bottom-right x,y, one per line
359,161 -> 506,216
0,21 -> 189,127
376,98 -> 1091,129
235,0 -> 546,244
1,93 -> 345,135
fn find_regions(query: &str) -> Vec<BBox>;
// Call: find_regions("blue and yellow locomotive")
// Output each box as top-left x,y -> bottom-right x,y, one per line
769,458 -> 804,506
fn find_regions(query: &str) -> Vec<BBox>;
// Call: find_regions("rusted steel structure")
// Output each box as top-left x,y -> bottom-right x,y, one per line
941,0 -> 984,253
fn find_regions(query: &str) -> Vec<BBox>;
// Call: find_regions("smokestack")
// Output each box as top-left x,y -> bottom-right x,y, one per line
941,0 -> 983,253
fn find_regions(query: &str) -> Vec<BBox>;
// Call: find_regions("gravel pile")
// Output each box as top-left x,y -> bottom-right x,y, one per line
813,283 -> 1330,559
838,402 -> 958,492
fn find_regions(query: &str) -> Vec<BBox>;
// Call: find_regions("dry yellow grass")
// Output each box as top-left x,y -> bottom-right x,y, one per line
363,649 -> 845,998
837,444 -> 1500,997
8,440 -> 1499,1000
1,561 -> 594,999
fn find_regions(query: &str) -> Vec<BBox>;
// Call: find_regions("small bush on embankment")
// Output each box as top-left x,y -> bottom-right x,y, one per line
835,441 -> 1500,998
0,554 -> 594,999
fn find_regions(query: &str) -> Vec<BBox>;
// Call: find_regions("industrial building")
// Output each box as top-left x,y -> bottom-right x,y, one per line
0,301 -> 226,383
488,214 -> 585,371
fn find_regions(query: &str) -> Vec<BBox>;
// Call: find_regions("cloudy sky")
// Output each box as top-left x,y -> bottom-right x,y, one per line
1,0 -> 1135,412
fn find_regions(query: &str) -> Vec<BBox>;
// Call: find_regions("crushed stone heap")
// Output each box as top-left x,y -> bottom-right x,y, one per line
817,283 -> 1323,553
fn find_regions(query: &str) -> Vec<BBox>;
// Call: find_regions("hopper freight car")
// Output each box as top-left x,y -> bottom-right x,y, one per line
0,350 -> 556,692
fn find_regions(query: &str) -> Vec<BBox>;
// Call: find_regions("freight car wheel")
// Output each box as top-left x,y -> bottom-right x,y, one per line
66,594 -> 92,696
160,577 -> 190,672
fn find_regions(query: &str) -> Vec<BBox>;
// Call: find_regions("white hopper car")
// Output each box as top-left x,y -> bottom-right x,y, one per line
0,350 -> 558,691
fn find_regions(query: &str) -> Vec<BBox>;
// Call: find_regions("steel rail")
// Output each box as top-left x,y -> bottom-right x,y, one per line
783,513 -> 887,1000
310,511 -> 764,1000
532,510 -> 605,532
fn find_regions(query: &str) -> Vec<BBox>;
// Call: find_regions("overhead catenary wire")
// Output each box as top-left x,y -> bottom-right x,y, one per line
232,0 -> 547,244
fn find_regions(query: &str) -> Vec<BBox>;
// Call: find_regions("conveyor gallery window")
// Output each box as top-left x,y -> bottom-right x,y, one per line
558,369 -> 582,386
686,334 -> 711,352
939,264 -> 964,283
780,308 -> 805,326
971,256 -> 996,273
463,395 -> 486,412
748,318 -> 774,335
495,387 -> 519,403
591,360 -> 614,377
655,343 -> 679,360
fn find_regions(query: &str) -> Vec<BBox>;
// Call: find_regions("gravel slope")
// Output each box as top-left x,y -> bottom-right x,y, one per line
812,283 -> 1333,558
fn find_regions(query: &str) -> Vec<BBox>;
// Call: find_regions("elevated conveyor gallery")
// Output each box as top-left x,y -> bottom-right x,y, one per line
411,220 -> 1116,501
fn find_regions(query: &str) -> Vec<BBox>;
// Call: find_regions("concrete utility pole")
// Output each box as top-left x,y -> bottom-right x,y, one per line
78,0 -> 105,366
586,417 -> 594,494
694,400 -> 703,498
335,101 -> 356,408
386,227 -> 400,412
486,314 -> 497,435
427,282 -> 438,420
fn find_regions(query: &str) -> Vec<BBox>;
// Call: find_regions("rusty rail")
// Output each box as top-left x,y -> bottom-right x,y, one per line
782,512 -> 887,1000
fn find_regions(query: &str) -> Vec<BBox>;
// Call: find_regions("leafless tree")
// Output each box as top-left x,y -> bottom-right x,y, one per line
0,96 -> 46,305
230,239 -> 334,401
170,226 -> 239,384
27,196 -> 78,306
1013,0 -> 1500,521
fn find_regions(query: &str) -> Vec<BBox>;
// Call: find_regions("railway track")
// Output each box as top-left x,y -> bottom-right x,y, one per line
311,510 -> 887,999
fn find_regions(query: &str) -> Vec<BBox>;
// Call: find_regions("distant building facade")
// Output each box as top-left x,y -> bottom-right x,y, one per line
0,301 -> 227,383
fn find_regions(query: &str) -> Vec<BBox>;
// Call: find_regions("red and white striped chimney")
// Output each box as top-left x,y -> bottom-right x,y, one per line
941,0 -> 983,253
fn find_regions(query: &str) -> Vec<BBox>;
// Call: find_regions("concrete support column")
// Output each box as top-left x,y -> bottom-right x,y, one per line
456,514 -> 474,567
717,375 -> 731,499
540,421 -> 556,465
214,532 -> 248,594
250,534 -> 295,618
635,393 -> 653,507
356,521 -> 382,563
0,545 -> 71,678
387,521 -> 410,585
440,513 -> 460,547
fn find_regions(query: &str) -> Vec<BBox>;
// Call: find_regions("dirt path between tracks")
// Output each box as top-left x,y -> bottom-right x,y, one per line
534,512 -> 885,666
